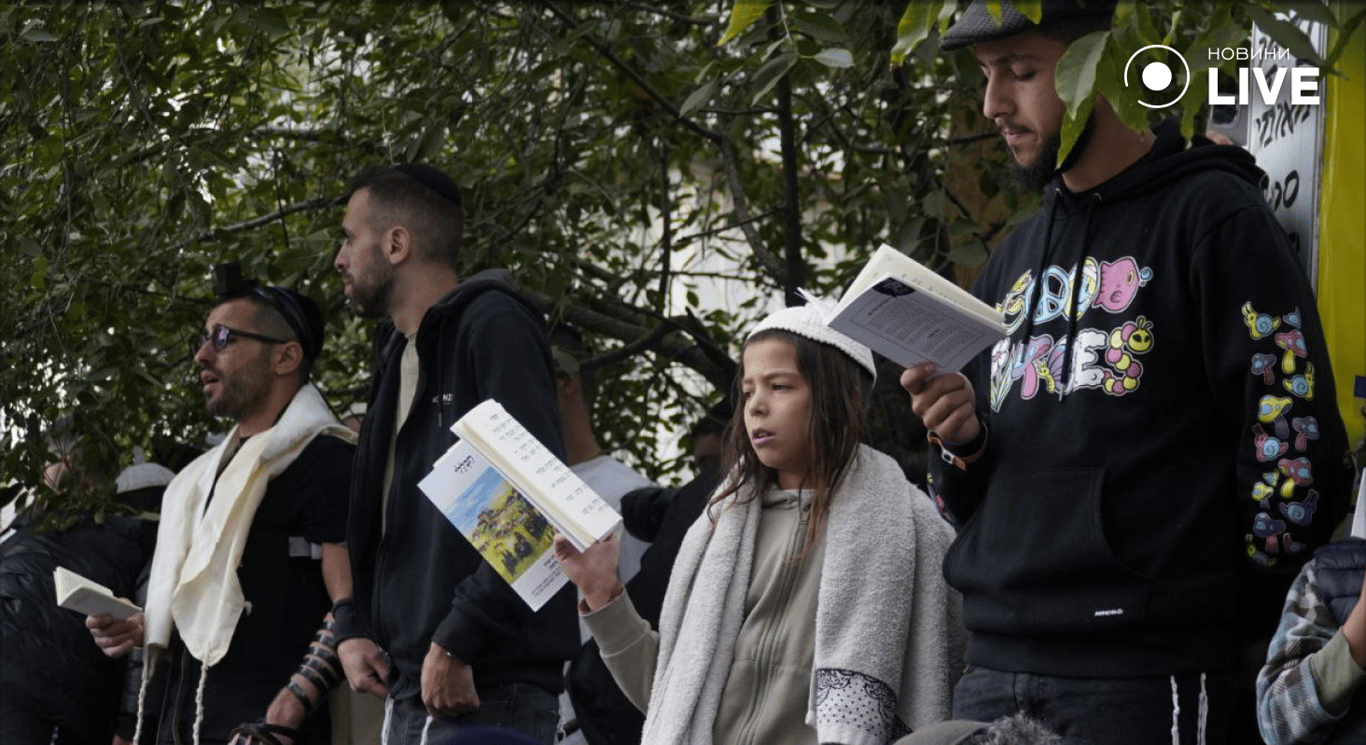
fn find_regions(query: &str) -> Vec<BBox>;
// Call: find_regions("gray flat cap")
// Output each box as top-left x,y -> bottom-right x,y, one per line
939,0 -> 1117,50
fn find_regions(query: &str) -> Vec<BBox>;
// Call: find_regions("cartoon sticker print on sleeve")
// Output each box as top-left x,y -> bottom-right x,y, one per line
1242,302 -> 1281,340
1278,490 -> 1318,526
1277,457 -> 1314,493
1291,417 -> 1319,451
1275,329 -> 1307,374
1258,395 -> 1293,425
1253,424 -> 1290,462
1252,472 -> 1278,503
1283,362 -> 1315,400
1242,300 -> 1322,567
1250,353 -> 1277,385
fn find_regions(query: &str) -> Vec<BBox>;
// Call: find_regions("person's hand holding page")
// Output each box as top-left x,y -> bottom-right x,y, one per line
553,532 -> 623,612
86,611 -> 144,657
901,362 -> 981,448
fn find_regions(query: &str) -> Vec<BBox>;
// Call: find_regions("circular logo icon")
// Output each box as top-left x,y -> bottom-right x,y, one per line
1123,44 -> 1191,109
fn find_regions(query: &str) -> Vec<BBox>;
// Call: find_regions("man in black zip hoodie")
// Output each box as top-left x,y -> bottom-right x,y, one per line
331,164 -> 575,743
901,2 -> 1351,743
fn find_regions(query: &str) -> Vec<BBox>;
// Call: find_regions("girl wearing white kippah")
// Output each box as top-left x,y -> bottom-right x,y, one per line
554,297 -> 964,745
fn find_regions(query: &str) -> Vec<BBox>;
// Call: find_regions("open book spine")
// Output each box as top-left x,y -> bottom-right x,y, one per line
451,399 -> 620,551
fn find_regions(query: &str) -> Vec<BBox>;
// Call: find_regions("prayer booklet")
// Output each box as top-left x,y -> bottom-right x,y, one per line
54,566 -> 141,620
829,243 -> 1008,372
418,399 -> 621,610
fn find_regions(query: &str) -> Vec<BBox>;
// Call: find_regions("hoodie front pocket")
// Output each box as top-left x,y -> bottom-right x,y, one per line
945,467 -> 1150,633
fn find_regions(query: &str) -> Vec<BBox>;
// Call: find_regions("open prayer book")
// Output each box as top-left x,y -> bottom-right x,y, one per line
418,399 -> 621,610
54,566 -> 141,620
829,243 -> 1008,372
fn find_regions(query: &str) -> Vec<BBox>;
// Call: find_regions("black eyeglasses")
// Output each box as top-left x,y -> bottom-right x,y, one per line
190,324 -> 288,357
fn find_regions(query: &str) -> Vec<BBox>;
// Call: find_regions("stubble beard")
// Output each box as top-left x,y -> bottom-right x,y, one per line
204,356 -> 273,422
347,251 -> 395,320
1009,114 -> 1096,192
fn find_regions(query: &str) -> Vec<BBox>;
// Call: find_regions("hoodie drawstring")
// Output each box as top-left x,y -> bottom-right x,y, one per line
1017,189 -> 1063,378
1059,192 -> 1103,397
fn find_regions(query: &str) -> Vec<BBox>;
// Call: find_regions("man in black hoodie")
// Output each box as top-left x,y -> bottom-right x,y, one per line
331,164 -> 574,743
900,2 -> 1351,743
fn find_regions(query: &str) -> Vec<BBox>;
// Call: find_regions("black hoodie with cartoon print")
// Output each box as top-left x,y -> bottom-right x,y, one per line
929,120 -> 1351,677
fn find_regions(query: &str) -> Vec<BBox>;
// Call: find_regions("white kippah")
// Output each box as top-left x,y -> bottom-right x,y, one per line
116,462 -> 176,494
747,295 -> 877,380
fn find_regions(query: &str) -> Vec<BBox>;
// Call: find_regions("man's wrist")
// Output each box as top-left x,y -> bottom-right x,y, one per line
928,420 -> 988,471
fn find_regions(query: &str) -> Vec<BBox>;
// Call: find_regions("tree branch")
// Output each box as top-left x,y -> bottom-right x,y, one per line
718,133 -> 787,286
538,1 -> 723,144
521,289 -> 734,392
175,195 -> 341,249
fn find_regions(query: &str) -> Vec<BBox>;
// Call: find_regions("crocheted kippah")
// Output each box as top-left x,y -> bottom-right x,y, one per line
939,0 -> 1116,51
748,299 -> 877,380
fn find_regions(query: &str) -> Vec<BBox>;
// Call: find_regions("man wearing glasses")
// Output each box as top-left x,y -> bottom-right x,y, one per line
87,274 -> 356,745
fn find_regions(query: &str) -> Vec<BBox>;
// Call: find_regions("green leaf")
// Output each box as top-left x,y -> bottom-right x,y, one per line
1013,0 -> 1043,24
1093,37 -> 1148,138
1326,8 -> 1366,68
891,0 -> 946,67
749,52 -> 797,105
20,23 -> 58,42
1287,2 -> 1340,29
719,0 -> 775,46
30,255 -> 48,290
408,124 -> 445,162
1054,31 -> 1107,165
812,48 -> 853,68
1128,2 -> 1161,46
679,79 -> 717,116
946,239 -> 989,268
790,12 -> 847,44
1244,5 -> 1328,68
249,8 -> 292,37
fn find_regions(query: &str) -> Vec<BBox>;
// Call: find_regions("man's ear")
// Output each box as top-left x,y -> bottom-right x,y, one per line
385,225 -> 414,266
274,341 -> 305,378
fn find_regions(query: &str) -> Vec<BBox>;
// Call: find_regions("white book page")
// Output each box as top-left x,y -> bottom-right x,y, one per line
830,275 -> 1005,372
418,440 -> 567,610
54,567 -> 141,620
453,400 -> 620,551
840,244 -> 1005,330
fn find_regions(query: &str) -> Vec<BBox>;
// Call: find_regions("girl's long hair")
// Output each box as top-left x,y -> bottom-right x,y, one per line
709,329 -> 875,554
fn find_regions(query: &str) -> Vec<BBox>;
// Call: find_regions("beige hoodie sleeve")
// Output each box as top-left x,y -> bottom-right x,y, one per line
582,589 -> 659,713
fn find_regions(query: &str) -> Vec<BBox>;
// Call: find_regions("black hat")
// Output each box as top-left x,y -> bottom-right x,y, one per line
212,263 -> 325,366
256,285 -> 325,366
395,163 -> 462,208
939,0 -> 1116,51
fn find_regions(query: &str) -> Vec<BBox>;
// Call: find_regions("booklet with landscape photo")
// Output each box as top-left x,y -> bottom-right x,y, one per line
418,399 -> 621,610
54,566 -> 141,620
829,243 -> 1008,372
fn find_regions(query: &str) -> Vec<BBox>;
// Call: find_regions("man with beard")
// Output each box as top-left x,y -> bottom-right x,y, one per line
87,276 -> 356,745
330,164 -> 573,743
899,1 -> 1351,742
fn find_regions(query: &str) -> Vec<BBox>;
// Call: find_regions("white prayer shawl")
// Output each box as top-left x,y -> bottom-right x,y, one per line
644,445 -> 964,745
143,383 -> 353,665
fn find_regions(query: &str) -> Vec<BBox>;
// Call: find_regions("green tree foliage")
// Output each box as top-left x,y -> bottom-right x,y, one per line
893,0 -> 1366,164
3,1 -> 1350,522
